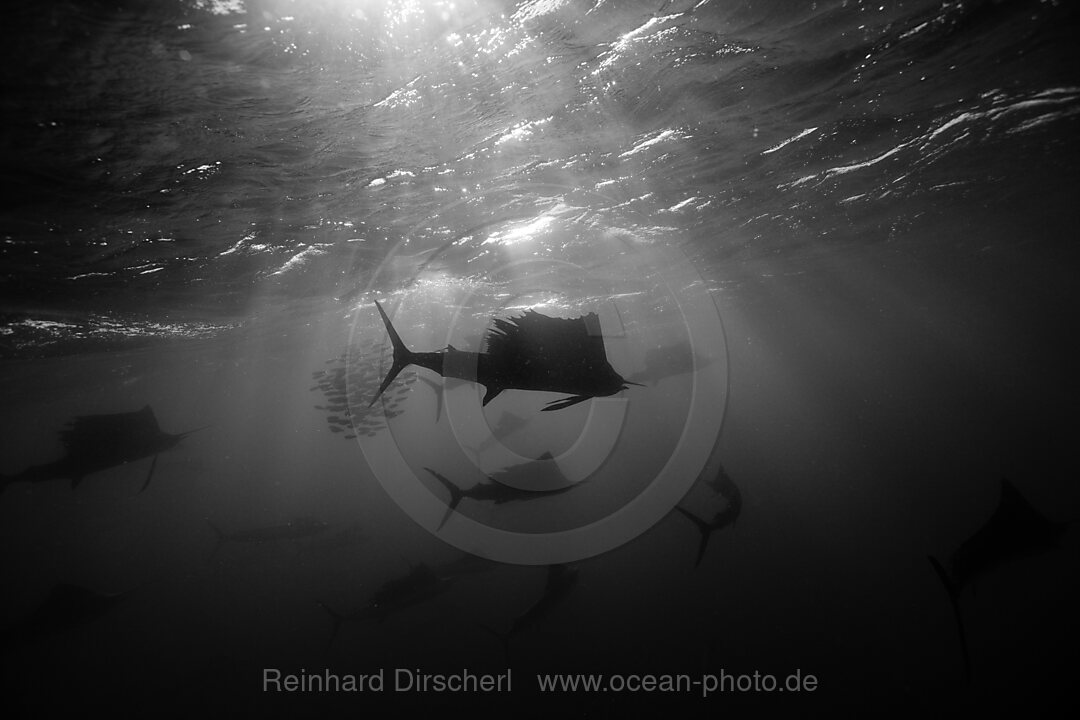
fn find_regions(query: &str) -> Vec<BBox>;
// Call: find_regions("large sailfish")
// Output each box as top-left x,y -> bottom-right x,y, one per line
0,405 -> 207,494
370,300 -> 640,412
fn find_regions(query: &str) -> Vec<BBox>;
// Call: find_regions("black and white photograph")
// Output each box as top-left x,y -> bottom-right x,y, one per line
1,0 -> 1077,716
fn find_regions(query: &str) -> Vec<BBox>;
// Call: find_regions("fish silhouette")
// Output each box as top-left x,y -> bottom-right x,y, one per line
296,520 -> 367,555
317,563 -> 455,645
928,479 -> 1074,682
480,564 -> 578,662
432,552 -> 502,579
207,517 -> 330,559
1,583 -> 134,652
370,300 -> 640,412
474,411 -> 531,454
624,338 -> 715,386
1,405 -> 206,493
424,457 -> 579,530
675,463 -> 742,567
417,375 -> 446,422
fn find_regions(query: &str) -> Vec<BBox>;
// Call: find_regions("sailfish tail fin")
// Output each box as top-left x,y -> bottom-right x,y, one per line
317,601 -> 347,648
928,555 -> 971,684
371,300 -> 416,406
477,623 -> 511,665
425,468 -> 464,530
138,455 -> 159,494
675,507 -> 713,568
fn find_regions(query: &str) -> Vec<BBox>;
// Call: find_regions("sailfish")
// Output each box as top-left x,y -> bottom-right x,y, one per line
1,583 -> 136,652
928,478 -> 1074,683
479,563 -> 579,662
425,458 -> 579,530
316,563 -> 455,646
369,300 -> 641,412
0,405 -> 207,494
675,463 -> 743,567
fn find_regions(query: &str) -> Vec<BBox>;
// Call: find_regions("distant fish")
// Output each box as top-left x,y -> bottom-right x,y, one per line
480,564 -> 578,662
297,521 -> 367,555
0,405 -> 207,494
432,552 -> 502,579
207,517 -> 330,559
317,563 -> 455,645
425,457 -> 578,530
928,479 -> 1074,682
1,583 -> 133,651
417,376 -> 445,422
371,300 -> 641,412
474,411 -> 531,454
624,338 -> 715,386
703,462 -> 738,498
676,464 -> 742,567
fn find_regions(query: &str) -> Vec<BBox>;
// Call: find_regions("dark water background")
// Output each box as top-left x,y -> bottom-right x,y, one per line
1,0 -> 1078,715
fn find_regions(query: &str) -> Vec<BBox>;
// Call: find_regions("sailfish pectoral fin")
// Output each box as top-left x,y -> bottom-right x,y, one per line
477,623 -> 511,665
317,600 -> 347,648
675,507 -> 713,568
139,455 -> 159,494
928,555 -> 971,684
481,386 -> 502,407
542,395 -> 591,412
425,468 -> 465,530
417,376 -> 444,422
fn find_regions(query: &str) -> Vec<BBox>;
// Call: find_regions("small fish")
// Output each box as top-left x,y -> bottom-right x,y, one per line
370,300 -> 641,412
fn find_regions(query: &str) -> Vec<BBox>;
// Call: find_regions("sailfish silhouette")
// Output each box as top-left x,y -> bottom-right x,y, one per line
317,563 -> 455,645
675,463 -> 742,567
425,458 -> 578,530
0,405 -> 207,494
370,300 -> 640,412
1,583 -> 136,652
480,563 -> 578,662
928,478 -> 1074,683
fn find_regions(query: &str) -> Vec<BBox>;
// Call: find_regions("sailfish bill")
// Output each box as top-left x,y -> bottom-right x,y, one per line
369,300 -> 638,412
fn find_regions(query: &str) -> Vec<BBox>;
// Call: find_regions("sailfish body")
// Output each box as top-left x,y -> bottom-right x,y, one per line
928,478 -> 1074,683
1,405 -> 205,493
370,300 -> 639,412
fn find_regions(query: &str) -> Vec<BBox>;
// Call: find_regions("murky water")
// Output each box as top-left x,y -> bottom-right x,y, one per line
2,0 -> 1078,715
